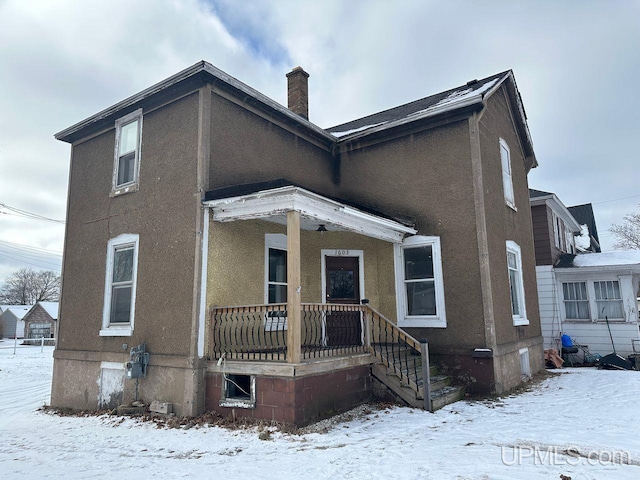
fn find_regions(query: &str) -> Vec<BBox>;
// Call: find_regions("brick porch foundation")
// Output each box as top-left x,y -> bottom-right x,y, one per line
205,365 -> 372,426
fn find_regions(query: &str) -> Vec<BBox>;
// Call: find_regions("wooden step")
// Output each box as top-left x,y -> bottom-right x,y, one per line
431,385 -> 466,411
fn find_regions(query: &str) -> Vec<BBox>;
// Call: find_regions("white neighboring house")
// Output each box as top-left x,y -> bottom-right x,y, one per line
538,252 -> 640,356
530,189 -> 640,357
0,305 -> 33,339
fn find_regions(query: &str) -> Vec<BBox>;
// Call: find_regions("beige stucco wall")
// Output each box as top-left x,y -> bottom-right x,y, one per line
207,219 -> 397,320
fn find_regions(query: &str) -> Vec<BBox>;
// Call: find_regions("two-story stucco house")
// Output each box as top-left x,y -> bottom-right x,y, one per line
52,61 -> 543,425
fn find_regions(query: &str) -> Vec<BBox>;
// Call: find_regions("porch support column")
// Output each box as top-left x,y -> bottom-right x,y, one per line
287,210 -> 302,364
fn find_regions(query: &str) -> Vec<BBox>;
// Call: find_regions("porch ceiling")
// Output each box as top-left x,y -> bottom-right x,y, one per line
202,186 -> 416,243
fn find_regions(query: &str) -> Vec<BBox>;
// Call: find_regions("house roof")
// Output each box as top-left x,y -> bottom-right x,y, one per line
1,305 -> 32,320
328,71 -> 506,138
55,62 -> 536,167
34,301 -> 59,320
529,188 -> 554,198
556,251 -> 640,269
568,203 -> 600,249
55,61 -> 336,146
529,188 -> 581,233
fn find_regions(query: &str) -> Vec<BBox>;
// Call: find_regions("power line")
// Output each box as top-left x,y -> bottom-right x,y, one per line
0,202 -> 65,224
592,194 -> 640,206
0,240 -> 63,256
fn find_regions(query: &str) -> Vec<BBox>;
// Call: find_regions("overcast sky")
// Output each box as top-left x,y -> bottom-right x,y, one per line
0,0 -> 639,283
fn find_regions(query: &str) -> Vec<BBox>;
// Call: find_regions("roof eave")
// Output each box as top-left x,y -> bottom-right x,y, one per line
55,61 -> 335,145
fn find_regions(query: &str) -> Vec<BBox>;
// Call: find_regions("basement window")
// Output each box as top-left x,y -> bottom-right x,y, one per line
519,348 -> 531,380
220,374 -> 255,408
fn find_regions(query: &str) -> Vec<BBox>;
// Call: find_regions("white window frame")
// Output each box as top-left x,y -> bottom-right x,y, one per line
506,240 -> 528,326
264,234 -> 288,331
395,236 -> 446,328
112,109 -> 143,196
593,280 -> 625,320
101,233 -> 139,337
562,281 -> 591,321
500,138 -> 516,210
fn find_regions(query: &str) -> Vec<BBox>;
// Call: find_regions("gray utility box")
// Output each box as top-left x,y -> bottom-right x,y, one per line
125,343 -> 150,379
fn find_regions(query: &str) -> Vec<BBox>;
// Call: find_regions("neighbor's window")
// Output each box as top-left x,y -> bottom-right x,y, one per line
264,234 -> 287,330
594,281 -> 624,319
395,236 -> 446,328
101,234 -> 139,336
113,109 -> 142,193
506,240 -> 528,325
500,138 -> 515,209
563,282 -> 590,320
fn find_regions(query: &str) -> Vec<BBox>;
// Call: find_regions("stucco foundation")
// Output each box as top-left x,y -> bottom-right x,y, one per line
205,364 -> 372,426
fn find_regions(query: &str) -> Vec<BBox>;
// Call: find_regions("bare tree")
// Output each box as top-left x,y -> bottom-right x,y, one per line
610,208 -> 640,250
0,268 -> 60,304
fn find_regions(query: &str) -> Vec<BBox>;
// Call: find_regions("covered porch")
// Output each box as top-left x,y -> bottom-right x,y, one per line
200,184 -> 455,423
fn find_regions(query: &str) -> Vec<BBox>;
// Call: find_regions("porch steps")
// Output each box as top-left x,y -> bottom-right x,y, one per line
371,356 -> 465,411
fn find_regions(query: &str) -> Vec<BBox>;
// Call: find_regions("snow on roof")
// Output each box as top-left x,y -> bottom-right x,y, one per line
38,302 -> 59,319
575,224 -> 591,251
2,305 -> 32,319
572,250 -> 640,268
327,72 -> 509,139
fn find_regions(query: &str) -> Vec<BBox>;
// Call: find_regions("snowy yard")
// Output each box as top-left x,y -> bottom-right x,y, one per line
1,343 -> 639,479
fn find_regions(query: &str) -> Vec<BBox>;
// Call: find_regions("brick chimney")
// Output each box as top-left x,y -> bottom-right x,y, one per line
286,66 -> 309,120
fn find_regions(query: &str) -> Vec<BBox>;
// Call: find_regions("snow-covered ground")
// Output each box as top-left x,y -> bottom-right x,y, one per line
1,342 -> 639,479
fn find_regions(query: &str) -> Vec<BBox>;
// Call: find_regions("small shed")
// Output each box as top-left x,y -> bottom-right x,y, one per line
0,305 -> 33,339
23,302 -> 59,339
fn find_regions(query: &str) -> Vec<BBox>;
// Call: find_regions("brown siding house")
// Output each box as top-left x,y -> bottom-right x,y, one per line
52,61 -> 544,424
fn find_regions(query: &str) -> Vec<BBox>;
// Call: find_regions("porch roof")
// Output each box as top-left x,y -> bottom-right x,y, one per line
202,184 -> 417,244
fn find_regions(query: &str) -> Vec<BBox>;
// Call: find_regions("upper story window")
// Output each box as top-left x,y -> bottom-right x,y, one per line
112,109 -> 142,195
395,236 -> 446,328
506,240 -> 528,326
101,233 -> 139,336
594,281 -> 624,319
562,281 -> 590,320
500,138 -> 515,210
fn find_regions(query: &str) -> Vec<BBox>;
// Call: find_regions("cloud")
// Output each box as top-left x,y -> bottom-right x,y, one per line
1,0 -> 639,284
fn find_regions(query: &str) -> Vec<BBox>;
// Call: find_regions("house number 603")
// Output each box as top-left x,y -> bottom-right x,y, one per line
334,249 -> 349,256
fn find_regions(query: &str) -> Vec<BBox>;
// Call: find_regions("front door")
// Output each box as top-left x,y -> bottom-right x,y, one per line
325,256 -> 362,346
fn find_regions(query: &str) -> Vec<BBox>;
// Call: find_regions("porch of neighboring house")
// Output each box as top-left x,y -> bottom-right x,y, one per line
201,185 -> 465,425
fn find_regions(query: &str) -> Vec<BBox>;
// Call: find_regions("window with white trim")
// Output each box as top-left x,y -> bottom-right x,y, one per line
506,240 -> 528,325
101,234 -> 139,336
395,236 -> 446,328
500,138 -> 515,209
594,281 -> 624,319
264,234 -> 287,330
113,109 -> 142,193
562,282 -> 590,320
